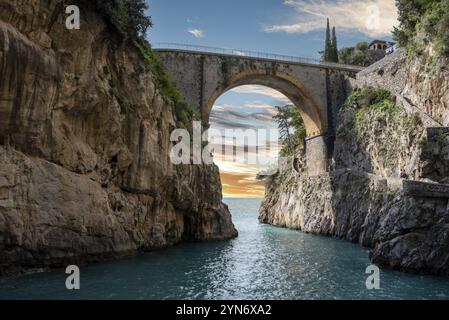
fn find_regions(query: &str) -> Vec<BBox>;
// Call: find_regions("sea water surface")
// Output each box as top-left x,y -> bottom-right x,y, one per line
1,198 -> 449,300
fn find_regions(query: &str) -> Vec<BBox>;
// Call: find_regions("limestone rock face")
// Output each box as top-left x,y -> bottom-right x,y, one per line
403,49 -> 449,126
0,0 -> 237,275
260,166 -> 449,275
357,48 -> 449,127
260,48 -> 449,275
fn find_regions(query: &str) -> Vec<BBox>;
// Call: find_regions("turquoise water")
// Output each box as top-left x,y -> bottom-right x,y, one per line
1,198 -> 449,300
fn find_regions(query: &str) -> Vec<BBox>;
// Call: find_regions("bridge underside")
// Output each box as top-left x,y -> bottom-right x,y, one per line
155,49 -> 356,176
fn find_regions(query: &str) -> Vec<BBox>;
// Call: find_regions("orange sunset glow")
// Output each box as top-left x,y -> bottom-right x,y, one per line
220,172 -> 265,198
209,85 -> 288,198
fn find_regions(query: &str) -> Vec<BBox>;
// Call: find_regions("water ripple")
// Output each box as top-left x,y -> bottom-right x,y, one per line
1,198 -> 449,300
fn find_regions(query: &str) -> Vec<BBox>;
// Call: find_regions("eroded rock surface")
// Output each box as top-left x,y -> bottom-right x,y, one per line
0,0 -> 237,275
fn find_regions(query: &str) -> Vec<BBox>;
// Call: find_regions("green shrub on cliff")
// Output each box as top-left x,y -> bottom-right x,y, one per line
273,106 -> 306,157
344,86 -> 394,110
345,87 -> 398,130
344,86 -> 423,133
340,86 -> 423,172
394,0 -> 449,63
133,40 -> 199,130
78,0 -> 198,128
338,42 -> 385,67
77,0 -> 152,39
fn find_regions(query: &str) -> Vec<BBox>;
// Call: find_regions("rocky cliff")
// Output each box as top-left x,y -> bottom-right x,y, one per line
0,0 -> 237,276
260,49 -> 449,275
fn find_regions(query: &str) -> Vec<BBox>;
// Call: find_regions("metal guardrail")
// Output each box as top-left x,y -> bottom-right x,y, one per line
152,42 -> 364,71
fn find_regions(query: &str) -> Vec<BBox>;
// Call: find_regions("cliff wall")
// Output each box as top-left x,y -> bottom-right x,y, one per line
0,0 -> 237,276
260,49 -> 449,275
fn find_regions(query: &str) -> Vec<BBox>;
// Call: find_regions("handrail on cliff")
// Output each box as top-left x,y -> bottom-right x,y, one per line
152,42 -> 365,72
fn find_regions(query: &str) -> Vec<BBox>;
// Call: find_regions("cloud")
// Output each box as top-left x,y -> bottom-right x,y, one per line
209,102 -> 280,130
230,85 -> 292,105
233,50 -> 247,56
264,0 -> 399,37
207,90 -> 284,198
187,17 -> 200,24
210,144 -> 281,168
188,28 -> 205,38
220,172 -> 265,198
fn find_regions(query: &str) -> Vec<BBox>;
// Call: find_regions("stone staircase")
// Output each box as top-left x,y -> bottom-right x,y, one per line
330,168 -> 449,199
356,49 -> 441,128
354,49 -> 449,183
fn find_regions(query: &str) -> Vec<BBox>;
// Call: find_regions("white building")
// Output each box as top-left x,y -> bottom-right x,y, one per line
369,40 -> 396,53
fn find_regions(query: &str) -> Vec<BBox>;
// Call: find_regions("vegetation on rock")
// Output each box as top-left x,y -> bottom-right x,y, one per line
344,86 -> 423,133
77,0 -> 152,39
273,105 -> 306,157
76,1 -> 197,129
339,86 -> 423,174
133,40 -> 199,130
394,0 -> 449,67
338,42 -> 385,67
323,18 -> 339,63
344,86 -> 397,126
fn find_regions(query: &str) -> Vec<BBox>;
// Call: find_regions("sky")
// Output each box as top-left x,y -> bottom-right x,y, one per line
147,0 -> 398,59
146,0 -> 399,197
209,86 -> 288,198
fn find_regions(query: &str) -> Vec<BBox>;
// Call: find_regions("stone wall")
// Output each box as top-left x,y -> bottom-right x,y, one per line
305,136 -> 328,177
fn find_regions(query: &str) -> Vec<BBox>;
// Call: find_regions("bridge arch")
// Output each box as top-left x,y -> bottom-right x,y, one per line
204,70 -> 326,138
153,47 -> 363,175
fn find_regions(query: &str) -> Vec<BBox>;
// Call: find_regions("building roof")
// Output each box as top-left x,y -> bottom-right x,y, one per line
369,40 -> 396,47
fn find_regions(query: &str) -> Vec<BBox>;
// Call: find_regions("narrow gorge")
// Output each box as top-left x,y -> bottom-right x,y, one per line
1,0 -> 449,282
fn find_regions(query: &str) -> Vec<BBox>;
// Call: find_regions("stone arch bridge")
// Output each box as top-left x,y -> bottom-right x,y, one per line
154,44 -> 364,176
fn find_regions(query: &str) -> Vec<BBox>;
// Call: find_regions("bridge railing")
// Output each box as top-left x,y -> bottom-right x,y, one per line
152,42 -> 364,71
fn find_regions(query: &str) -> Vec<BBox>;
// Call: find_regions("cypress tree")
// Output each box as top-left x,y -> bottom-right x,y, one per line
331,26 -> 339,62
324,18 -> 331,61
